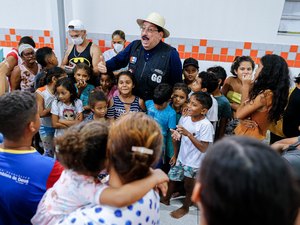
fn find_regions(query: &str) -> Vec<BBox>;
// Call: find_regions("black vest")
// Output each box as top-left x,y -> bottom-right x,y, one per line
128,41 -> 172,100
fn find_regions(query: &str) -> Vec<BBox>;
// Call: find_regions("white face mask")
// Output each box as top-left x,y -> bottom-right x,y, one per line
71,36 -> 84,45
113,43 -> 124,53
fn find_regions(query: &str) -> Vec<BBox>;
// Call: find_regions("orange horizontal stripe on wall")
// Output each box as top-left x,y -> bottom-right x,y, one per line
0,29 -> 300,68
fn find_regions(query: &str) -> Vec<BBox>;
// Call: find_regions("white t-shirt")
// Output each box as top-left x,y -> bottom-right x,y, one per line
31,170 -> 107,225
103,48 -> 117,61
58,189 -> 160,225
36,85 -> 55,127
206,95 -> 218,122
50,99 -> 83,137
177,116 -> 214,168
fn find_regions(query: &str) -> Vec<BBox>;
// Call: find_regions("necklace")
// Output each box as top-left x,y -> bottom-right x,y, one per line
73,46 -> 83,58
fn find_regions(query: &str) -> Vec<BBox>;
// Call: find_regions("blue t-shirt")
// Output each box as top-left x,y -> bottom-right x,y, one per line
215,95 -> 232,119
145,100 -> 176,143
0,148 -> 62,225
166,108 -> 182,158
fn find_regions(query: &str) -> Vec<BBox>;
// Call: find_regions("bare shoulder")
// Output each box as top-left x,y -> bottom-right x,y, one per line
225,76 -> 237,84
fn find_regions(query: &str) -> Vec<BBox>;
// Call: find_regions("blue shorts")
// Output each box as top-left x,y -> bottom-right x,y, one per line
168,160 -> 198,181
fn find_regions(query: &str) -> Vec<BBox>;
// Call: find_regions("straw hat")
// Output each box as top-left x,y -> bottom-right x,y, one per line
137,12 -> 170,38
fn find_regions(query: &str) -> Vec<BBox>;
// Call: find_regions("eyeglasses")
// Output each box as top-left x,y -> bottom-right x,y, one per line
140,27 -> 159,34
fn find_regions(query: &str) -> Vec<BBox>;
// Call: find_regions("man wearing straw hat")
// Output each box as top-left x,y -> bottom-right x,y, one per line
98,12 -> 182,100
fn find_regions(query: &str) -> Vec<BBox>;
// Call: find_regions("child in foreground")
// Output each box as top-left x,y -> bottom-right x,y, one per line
161,92 -> 215,219
36,67 -> 67,157
85,89 -> 108,122
165,83 -> 189,173
51,77 -> 83,137
73,63 -> 95,111
107,71 -> 145,120
146,83 -> 177,168
31,120 -> 168,225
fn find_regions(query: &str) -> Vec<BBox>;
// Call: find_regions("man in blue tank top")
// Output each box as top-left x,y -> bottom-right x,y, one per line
98,12 -> 182,100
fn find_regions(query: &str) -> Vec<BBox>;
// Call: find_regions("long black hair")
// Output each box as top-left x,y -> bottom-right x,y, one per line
249,54 -> 290,122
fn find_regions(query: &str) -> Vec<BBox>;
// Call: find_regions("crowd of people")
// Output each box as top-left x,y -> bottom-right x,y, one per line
0,11 -> 300,225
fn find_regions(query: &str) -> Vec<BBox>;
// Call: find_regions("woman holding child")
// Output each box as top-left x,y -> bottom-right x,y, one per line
234,54 -> 290,140
58,112 -> 166,225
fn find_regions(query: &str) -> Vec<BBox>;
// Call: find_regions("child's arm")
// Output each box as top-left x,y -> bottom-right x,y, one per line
58,112 -> 83,126
0,61 -> 9,96
235,92 -> 266,120
10,66 -> 21,91
51,114 -> 68,129
99,169 -> 169,207
176,125 -> 209,153
169,137 -> 180,166
139,98 -> 146,111
36,92 -> 51,117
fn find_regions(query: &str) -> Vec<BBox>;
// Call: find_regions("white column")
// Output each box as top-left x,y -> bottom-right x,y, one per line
50,0 -> 66,63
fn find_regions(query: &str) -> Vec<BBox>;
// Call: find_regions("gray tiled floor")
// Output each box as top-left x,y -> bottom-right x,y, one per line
160,196 -> 199,225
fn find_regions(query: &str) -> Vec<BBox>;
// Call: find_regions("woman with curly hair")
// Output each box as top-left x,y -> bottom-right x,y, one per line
234,54 -> 290,140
